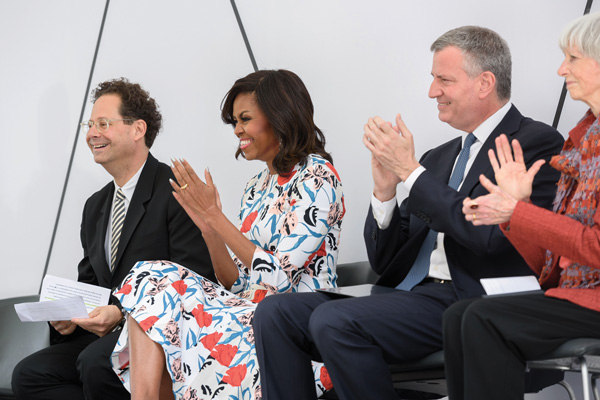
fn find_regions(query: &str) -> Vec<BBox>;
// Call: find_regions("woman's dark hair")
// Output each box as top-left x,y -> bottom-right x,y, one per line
221,69 -> 332,175
91,77 -> 162,148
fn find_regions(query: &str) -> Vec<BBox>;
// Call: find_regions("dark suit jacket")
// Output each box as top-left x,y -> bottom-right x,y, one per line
77,152 -> 214,300
364,105 -> 565,299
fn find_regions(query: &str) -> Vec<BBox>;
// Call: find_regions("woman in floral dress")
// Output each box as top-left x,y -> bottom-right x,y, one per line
110,69 -> 344,400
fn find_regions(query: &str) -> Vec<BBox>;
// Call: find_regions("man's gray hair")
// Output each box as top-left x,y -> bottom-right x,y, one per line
559,12 -> 600,64
431,26 -> 512,101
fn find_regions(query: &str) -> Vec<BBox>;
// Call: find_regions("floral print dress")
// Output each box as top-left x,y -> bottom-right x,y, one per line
111,154 -> 344,399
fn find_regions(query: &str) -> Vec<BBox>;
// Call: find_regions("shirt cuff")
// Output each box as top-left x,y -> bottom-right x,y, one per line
371,194 -> 397,229
403,165 -> 426,191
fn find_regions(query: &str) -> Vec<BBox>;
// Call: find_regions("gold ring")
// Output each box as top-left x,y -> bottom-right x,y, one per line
180,183 -> 189,190
472,213 -> 476,221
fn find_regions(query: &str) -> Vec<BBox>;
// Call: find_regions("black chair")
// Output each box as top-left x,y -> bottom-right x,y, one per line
0,295 -> 49,400
388,351 -> 447,398
335,260 -> 379,287
384,338 -> 600,400
528,338 -> 600,400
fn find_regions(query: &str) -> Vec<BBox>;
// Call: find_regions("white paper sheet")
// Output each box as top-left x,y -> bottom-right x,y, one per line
14,274 -> 111,322
15,296 -> 89,322
480,275 -> 541,295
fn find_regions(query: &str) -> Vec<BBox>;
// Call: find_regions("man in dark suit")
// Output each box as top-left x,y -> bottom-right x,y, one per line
12,78 -> 214,400
252,26 -> 565,399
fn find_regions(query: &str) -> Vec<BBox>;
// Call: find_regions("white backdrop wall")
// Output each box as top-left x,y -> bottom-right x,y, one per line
1,2 -> 598,398
1,0 -> 596,302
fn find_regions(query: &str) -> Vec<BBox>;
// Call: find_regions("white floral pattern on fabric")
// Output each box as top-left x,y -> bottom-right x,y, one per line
230,155 -> 344,297
111,155 -> 344,399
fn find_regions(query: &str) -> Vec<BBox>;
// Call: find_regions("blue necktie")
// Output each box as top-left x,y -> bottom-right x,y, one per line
396,133 -> 477,291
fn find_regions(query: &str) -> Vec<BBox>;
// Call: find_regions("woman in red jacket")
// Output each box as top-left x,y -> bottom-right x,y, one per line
444,11 -> 600,400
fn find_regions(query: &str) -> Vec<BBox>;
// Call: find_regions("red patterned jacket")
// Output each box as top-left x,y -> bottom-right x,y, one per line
501,110 -> 600,312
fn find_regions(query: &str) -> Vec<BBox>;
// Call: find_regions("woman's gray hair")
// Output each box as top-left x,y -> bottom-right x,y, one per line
559,12 -> 600,63
430,26 -> 512,101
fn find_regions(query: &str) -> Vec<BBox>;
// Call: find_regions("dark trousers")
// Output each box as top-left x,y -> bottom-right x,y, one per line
443,293 -> 600,400
253,282 -> 458,400
11,329 -> 130,400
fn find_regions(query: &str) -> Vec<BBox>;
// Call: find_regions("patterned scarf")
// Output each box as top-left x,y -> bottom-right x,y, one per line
540,111 -> 600,288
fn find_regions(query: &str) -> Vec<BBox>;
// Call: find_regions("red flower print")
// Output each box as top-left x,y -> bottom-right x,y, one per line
139,316 -> 159,332
316,240 -> 327,257
325,162 -> 341,183
251,289 -> 267,304
240,211 -> 258,233
303,241 -> 327,277
222,364 -> 248,387
320,366 -> 334,390
211,344 -> 238,367
115,283 -> 132,295
200,332 -> 223,351
191,304 -> 213,327
172,280 -> 188,296
303,252 -> 316,268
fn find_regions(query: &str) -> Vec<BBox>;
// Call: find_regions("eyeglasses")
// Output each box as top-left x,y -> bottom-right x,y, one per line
80,118 -> 134,134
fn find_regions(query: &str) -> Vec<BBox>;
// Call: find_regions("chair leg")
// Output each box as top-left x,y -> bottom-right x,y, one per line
557,380 -> 577,400
581,358 -> 591,400
591,373 -> 600,400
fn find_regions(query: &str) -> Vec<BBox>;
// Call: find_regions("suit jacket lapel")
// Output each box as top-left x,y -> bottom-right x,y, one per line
112,153 -> 158,274
435,137 -> 462,184
94,185 -> 113,283
459,105 -> 523,195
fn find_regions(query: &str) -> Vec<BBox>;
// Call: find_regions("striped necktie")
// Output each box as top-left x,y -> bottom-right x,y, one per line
110,188 -> 126,271
396,133 -> 477,291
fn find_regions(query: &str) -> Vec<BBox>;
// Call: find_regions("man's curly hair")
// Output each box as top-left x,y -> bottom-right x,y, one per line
91,77 -> 162,148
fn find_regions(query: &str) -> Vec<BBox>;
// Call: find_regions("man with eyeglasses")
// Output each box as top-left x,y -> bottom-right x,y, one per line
12,78 -> 214,400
